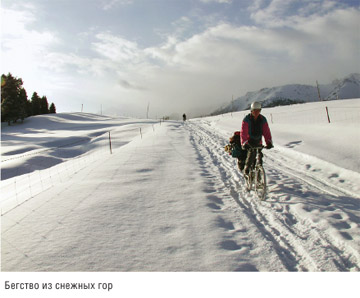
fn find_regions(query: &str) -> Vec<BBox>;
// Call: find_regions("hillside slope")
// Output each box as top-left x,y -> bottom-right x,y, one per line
213,73 -> 360,114
1,99 -> 359,273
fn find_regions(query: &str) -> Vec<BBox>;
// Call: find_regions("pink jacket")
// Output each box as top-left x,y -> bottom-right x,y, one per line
240,114 -> 272,146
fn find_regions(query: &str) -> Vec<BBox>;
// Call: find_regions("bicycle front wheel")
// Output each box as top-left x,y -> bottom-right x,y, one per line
245,174 -> 251,191
255,166 -> 267,200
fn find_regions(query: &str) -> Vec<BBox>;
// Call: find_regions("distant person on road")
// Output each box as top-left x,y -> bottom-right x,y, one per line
239,101 -> 273,174
183,113 -> 187,121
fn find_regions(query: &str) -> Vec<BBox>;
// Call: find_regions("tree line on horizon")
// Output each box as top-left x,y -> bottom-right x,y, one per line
1,73 -> 57,125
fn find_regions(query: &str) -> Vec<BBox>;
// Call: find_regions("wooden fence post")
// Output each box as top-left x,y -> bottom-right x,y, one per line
326,106 -> 331,123
108,131 -> 112,154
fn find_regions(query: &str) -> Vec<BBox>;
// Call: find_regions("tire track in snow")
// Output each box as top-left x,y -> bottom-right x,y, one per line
187,120 -> 359,271
265,153 -> 360,271
267,151 -> 358,198
187,121 -> 313,271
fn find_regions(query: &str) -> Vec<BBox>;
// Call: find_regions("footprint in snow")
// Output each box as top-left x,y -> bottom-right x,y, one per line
332,221 -> 351,230
328,174 -> 345,184
339,232 -> 353,240
235,263 -> 259,272
284,212 -> 298,226
136,168 -> 153,173
159,225 -> 175,233
207,195 -> 223,205
204,188 -> 216,194
206,203 -> 221,210
215,216 -> 235,230
165,246 -> 179,254
331,213 -> 343,220
220,240 -> 242,251
285,140 -> 302,148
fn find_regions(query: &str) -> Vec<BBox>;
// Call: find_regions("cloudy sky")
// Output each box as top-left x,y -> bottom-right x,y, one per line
2,0 -> 359,117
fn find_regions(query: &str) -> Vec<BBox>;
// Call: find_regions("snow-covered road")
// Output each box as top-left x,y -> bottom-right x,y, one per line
1,121 -> 280,271
188,120 -> 360,271
2,113 -> 359,272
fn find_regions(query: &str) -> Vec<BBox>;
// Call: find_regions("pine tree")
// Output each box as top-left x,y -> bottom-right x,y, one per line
18,88 -> 28,121
1,72 -> 57,123
31,92 -> 41,116
40,96 -> 49,114
1,73 -> 27,125
25,91 -> 33,117
49,103 -> 56,114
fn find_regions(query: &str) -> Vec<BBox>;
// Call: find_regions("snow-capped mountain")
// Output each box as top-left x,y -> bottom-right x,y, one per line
325,73 -> 360,100
212,73 -> 360,115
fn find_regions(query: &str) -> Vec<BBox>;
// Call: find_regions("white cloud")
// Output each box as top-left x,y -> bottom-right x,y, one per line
249,0 -> 352,28
45,5 -> 359,115
92,33 -> 140,64
144,36 -> 179,66
1,7 -> 64,97
250,0 -> 298,27
298,0 -> 339,16
171,16 -> 193,38
102,0 -> 133,11
2,0 -> 358,116
132,5 -> 359,115
2,7 -> 58,53
248,0 -> 266,12
118,79 -> 147,90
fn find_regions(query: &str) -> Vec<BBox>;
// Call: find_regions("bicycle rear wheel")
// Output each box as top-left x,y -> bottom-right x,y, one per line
255,166 -> 267,200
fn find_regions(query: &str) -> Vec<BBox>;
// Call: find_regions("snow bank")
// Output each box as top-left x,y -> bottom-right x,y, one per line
203,98 -> 360,172
1,99 -> 359,277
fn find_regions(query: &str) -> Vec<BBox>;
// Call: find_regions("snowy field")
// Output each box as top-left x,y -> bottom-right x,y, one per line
1,99 -> 360,294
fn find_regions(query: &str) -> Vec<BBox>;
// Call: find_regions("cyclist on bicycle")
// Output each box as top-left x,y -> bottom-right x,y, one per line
240,101 -> 273,175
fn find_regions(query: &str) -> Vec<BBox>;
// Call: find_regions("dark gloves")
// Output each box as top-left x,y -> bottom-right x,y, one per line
242,143 -> 250,150
265,143 -> 274,149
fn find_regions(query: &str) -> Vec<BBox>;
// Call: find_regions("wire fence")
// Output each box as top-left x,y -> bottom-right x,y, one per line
1,122 -> 159,215
263,106 -> 360,124
1,151 -> 100,215
225,105 -> 360,124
